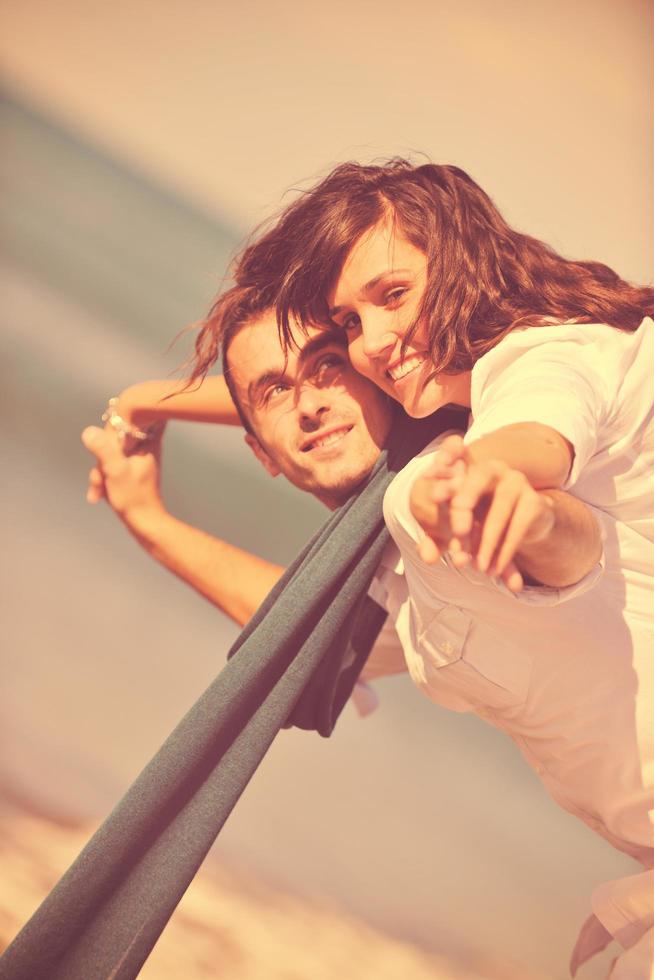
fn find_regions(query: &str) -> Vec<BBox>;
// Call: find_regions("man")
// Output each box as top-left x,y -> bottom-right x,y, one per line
82,308 -> 413,698
82,302 -> 598,690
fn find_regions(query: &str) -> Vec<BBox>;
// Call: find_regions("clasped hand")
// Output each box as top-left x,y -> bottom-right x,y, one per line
409,435 -> 555,592
81,420 -> 165,520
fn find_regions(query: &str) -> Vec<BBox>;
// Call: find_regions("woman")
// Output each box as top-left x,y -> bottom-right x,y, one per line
99,162 -> 654,975
229,160 -> 652,553
200,160 -> 654,978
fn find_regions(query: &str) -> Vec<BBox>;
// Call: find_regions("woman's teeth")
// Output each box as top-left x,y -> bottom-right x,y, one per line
387,354 -> 425,382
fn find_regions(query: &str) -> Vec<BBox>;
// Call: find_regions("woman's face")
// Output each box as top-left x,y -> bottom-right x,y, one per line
328,221 -> 471,417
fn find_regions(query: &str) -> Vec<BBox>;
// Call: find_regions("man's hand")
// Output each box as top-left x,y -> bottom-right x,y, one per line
80,421 -> 289,625
410,434 -> 556,592
81,425 -> 165,524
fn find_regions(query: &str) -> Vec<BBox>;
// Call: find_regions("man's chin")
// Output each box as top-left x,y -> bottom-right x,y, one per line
283,464 -> 370,506
309,463 -> 376,506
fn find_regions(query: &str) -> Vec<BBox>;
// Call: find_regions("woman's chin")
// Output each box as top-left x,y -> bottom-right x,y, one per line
402,388 -> 445,418
403,404 -> 435,419
401,374 -> 470,417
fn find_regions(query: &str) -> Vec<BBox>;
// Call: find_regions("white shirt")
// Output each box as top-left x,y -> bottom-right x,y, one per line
467,316 -> 654,547
372,318 -> 654,974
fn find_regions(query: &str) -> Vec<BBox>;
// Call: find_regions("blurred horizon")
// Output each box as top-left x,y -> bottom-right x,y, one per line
2,3 -> 652,977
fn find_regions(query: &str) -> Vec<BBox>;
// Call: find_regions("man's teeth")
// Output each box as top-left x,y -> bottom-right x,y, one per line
306,428 -> 349,451
387,355 -> 425,382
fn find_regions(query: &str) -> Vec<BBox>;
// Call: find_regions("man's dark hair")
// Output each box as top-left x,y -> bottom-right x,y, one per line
188,284 -> 277,436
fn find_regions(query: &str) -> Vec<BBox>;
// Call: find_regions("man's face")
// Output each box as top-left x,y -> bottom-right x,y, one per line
227,312 -> 393,508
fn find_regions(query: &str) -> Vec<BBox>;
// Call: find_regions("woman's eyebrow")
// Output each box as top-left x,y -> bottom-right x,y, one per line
329,269 -> 411,316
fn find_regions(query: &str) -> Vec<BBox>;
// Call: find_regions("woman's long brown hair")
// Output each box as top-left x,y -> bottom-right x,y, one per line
190,159 -> 653,382
246,160 -> 654,374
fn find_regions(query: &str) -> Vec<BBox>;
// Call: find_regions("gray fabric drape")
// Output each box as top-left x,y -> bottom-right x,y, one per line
0,408 -> 464,980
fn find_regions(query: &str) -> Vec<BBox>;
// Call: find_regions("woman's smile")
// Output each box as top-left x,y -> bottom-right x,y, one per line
386,352 -> 428,383
330,221 -> 471,415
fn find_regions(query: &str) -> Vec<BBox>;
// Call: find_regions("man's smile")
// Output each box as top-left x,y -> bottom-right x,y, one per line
300,424 -> 354,454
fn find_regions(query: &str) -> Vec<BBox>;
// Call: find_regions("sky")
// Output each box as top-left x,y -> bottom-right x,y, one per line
1,0 -> 652,278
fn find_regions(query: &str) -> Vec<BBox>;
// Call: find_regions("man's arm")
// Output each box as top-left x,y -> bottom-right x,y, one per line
124,510 -> 284,627
81,426 -> 283,626
410,435 -> 602,591
88,376 -> 241,504
508,488 -> 602,589
113,375 -> 241,428
82,423 -> 404,685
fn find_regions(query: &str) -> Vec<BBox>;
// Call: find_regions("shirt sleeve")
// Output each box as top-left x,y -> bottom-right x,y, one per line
467,337 -> 609,489
351,588 -> 409,719
360,615 -> 407,681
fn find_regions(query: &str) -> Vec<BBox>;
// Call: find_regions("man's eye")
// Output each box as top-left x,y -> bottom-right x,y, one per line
317,353 -> 345,370
341,313 -> 361,332
312,353 -> 345,382
263,383 -> 290,403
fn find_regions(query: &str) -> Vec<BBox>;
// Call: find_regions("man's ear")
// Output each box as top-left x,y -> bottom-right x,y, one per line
244,433 -> 280,477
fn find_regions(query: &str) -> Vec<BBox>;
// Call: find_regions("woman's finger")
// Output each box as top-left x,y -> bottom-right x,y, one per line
501,562 -> 524,593
448,534 -> 472,567
431,477 -> 460,503
418,535 -> 441,564
423,455 -> 464,488
438,433 -> 466,462
493,491 -> 542,576
410,475 -> 437,526
428,458 -> 467,504
449,466 -> 497,537
475,479 -> 520,572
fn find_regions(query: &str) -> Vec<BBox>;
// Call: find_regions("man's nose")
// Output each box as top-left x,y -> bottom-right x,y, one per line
297,386 -> 330,428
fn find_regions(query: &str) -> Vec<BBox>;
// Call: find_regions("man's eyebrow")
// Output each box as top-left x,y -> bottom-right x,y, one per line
247,331 -> 345,404
329,269 -> 411,317
248,369 -> 286,405
296,329 -> 346,364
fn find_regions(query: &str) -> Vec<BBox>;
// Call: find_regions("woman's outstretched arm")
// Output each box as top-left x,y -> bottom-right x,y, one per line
409,434 -> 602,591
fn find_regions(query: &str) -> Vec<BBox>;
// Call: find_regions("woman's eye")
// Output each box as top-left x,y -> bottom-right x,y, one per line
384,287 -> 408,306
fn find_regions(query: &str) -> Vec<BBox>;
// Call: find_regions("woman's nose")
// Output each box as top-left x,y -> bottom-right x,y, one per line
361,316 -> 397,361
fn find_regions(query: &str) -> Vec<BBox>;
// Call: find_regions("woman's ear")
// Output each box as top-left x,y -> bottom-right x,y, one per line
244,433 -> 281,477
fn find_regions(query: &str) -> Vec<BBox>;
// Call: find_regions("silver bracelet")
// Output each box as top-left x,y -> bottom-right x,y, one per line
101,397 -> 165,444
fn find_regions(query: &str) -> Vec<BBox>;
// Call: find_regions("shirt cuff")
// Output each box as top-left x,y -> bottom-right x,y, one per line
350,681 -> 380,718
442,547 -> 605,606
592,868 -> 654,950
502,558 -> 604,605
